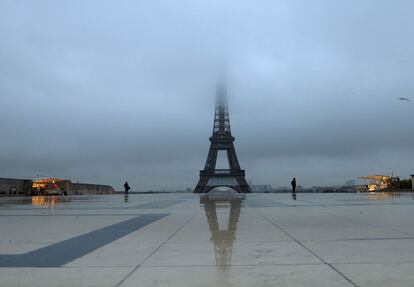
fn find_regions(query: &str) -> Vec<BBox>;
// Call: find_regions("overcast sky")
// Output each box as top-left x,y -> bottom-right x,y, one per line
1,0 -> 413,190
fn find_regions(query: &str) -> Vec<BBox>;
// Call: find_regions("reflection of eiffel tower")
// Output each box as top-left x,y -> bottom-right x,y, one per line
201,196 -> 243,268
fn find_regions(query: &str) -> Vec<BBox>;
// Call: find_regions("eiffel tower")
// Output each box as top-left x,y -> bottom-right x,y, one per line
194,84 -> 251,193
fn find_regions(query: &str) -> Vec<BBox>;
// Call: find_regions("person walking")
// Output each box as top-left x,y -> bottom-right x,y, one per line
124,181 -> 131,194
291,177 -> 297,200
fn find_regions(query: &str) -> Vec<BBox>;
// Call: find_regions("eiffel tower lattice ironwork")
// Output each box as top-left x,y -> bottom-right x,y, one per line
194,84 -> 251,193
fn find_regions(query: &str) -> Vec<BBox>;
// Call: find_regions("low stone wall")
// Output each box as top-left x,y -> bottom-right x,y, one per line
0,178 -> 32,195
68,183 -> 115,195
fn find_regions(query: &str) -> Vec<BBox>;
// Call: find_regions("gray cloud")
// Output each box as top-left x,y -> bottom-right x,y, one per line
1,0 -> 413,190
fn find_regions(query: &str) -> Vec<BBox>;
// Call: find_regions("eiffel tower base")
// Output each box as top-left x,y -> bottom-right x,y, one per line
194,170 -> 251,193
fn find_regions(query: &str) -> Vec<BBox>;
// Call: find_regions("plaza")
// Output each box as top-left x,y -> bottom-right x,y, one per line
1,192 -> 414,286
0,193 -> 414,286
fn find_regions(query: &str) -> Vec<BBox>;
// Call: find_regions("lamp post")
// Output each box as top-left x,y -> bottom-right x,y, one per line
411,175 -> 414,190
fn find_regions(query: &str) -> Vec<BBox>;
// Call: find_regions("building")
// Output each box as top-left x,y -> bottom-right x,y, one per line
0,177 -> 114,196
251,184 -> 273,193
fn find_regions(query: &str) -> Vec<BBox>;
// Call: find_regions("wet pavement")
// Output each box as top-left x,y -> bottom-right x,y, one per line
1,192 -> 414,286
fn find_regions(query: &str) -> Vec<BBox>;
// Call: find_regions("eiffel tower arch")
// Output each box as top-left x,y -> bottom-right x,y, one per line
194,84 -> 251,193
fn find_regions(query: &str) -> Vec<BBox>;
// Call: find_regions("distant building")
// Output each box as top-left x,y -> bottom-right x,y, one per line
251,184 -> 273,193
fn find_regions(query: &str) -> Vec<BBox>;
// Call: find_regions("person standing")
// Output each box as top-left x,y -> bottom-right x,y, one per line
291,177 -> 297,200
124,181 -> 131,194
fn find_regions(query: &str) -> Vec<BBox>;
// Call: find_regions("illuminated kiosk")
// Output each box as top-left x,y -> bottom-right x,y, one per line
358,175 -> 400,192
32,177 -> 67,195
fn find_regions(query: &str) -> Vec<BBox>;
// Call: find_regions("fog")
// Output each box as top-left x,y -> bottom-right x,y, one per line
1,0 -> 413,190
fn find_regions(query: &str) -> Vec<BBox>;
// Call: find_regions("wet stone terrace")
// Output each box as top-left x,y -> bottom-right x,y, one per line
1,192 -> 414,287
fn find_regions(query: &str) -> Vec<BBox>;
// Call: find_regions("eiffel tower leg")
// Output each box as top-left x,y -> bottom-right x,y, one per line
204,147 -> 218,171
235,176 -> 251,193
194,175 -> 209,193
226,146 -> 241,171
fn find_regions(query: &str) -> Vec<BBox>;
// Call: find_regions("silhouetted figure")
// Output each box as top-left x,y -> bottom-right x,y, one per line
291,177 -> 297,200
124,181 -> 131,194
